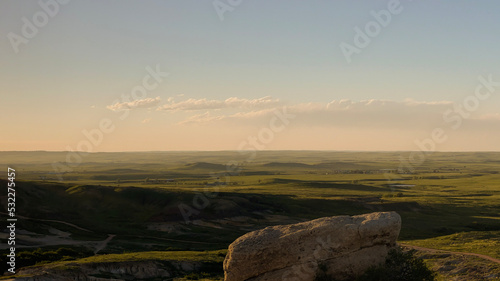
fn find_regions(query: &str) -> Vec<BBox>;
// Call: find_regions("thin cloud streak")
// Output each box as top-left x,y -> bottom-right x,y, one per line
177,99 -> 458,128
157,96 -> 281,111
107,96 -> 161,111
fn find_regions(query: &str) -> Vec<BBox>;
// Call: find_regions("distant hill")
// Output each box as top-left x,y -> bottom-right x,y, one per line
182,162 -> 228,170
313,161 -> 373,170
262,161 -> 372,170
263,162 -> 312,168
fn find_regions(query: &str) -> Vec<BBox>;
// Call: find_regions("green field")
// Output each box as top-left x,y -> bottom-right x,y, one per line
0,151 -> 499,279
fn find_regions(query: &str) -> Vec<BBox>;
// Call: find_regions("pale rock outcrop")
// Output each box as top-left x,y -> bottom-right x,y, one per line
224,211 -> 401,281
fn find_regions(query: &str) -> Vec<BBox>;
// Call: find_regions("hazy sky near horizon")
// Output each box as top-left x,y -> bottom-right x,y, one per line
1,1 -> 500,151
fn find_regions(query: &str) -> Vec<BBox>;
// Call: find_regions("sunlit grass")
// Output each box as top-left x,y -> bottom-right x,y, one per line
404,231 -> 500,259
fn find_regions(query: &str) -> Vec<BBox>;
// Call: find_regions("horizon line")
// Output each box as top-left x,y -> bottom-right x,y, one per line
1,150 -> 500,153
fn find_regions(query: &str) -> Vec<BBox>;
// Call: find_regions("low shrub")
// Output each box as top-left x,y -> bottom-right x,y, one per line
357,248 -> 435,281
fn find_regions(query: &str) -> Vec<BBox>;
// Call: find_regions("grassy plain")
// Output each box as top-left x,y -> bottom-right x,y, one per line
0,151 -> 499,279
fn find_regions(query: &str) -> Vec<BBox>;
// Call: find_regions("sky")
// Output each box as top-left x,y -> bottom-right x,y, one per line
1,0 -> 500,152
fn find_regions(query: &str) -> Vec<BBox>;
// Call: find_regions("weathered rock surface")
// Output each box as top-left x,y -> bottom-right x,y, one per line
224,211 -> 401,281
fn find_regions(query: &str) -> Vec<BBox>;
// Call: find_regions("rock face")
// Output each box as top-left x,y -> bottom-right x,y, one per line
224,211 -> 401,281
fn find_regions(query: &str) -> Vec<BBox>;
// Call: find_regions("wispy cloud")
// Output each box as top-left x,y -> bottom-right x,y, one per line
476,113 -> 500,120
178,109 -> 276,125
158,96 -> 280,111
176,99 -> 463,128
107,96 -> 161,111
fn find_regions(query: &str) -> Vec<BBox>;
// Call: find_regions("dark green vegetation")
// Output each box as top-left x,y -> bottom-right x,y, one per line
356,249 -> 435,281
0,250 -> 226,281
0,247 -> 93,274
0,151 -> 499,279
314,248 -> 435,281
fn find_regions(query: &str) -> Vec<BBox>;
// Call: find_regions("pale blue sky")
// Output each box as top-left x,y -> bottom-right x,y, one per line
1,1 -> 500,151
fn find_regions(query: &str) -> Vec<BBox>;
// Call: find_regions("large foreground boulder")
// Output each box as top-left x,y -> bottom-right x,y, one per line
224,211 -> 401,281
